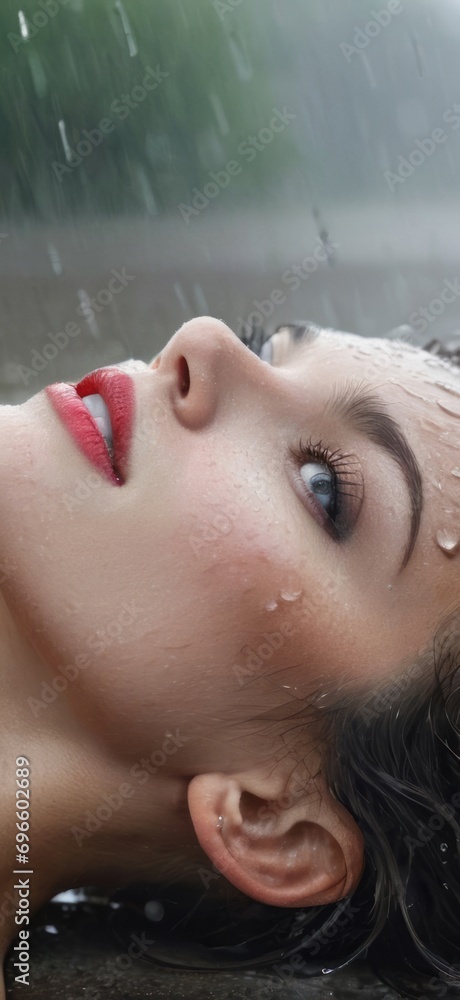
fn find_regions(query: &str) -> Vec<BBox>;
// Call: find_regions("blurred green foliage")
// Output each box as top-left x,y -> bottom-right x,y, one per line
0,0 -> 302,218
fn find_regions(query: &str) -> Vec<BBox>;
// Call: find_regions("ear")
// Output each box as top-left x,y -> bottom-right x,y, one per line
187,766 -> 365,908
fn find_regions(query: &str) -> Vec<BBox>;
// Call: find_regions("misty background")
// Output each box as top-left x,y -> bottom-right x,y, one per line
2,0 -> 460,403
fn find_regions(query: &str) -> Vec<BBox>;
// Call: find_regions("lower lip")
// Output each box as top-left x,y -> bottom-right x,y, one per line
45,383 -> 126,486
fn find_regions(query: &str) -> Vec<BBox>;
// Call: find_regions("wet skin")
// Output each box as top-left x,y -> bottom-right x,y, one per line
0,317 -> 459,990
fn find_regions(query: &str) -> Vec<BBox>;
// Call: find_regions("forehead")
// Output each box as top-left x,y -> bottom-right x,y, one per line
291,328 -> 460,400
287,325 -> 460,477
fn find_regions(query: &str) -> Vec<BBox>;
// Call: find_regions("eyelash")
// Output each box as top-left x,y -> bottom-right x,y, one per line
290,437 -> 361,541
241,328 -> 364,540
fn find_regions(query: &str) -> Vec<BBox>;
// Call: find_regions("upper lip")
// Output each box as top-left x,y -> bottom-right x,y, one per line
74,366 -> 135,483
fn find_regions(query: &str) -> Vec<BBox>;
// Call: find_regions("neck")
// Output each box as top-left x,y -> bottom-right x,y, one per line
0,594 -> 223,963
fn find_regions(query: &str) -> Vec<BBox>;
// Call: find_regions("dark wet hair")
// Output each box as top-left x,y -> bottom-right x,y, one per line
111,324 -> 460,999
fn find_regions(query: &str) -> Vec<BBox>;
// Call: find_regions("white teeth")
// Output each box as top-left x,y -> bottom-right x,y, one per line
80,393 -> 114,454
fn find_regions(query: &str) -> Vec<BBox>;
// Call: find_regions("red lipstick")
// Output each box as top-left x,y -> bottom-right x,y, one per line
45,367 -> 135,486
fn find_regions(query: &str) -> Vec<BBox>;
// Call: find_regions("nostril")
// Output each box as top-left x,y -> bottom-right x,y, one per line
178,356 -> 190,396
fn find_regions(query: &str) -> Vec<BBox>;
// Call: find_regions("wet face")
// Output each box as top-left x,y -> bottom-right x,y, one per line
1,317 -> 460,763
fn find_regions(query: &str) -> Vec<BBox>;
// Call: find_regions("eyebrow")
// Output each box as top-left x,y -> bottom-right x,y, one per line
280,324 -> 424,572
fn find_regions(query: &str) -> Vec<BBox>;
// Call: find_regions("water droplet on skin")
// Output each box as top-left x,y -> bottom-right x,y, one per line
435,528 -> 460,557
452,468 -> 460,477
437,399 -> 460,418
389,380 -> 432,403
387,584 -> 393,589
264,599 -> 278,611
433,380 -> 460,398
280,589 -> 302,602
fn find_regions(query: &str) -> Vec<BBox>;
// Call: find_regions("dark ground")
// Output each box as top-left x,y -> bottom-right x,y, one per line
3,897 -> 398,999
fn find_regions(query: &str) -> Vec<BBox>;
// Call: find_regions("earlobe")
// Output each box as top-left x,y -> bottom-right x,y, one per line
187,770 -> 365,908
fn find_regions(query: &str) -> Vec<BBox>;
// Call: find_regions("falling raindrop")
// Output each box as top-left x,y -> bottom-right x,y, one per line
411,32 -> 426,78
27,51 -> 47,99
47,242 -> 63,276
193,284 -> 210,314
174,282 -> 192,315
18,10 -> 29,38
134,165 -> 157,215
361,52 -> 377,89
208,92 -> 230,135
58,120 -> 74,164
77,289 -> 100,338
228,36 -> 253,81
115,0 -> 138,57
320,290 -> 339,327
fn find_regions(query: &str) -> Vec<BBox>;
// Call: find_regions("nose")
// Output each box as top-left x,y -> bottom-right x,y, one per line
149,316 -> 261,429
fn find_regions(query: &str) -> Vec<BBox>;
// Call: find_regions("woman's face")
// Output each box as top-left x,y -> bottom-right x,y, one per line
2,317 -> 460,763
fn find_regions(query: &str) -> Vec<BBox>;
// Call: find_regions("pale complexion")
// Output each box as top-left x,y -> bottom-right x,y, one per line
0,316 -> 459,994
